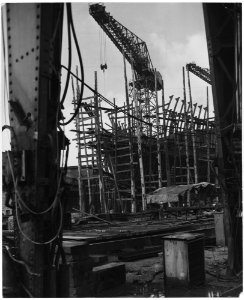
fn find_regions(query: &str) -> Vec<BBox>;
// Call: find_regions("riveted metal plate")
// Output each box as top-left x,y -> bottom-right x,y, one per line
7,3 -> 40,150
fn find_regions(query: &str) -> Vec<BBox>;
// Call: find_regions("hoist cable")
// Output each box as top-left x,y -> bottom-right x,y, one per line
104,33 -> 107,64
99,28 -> 102,65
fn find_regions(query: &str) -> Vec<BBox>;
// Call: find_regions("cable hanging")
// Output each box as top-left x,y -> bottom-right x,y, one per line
60,4 -> 72,106
100,30 -> 107,72
59,3 -> 84,126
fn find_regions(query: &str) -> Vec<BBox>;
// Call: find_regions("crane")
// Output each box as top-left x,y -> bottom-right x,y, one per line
89,3 -> 162,91
89,3 -> 163,211
186,62 -> 212,85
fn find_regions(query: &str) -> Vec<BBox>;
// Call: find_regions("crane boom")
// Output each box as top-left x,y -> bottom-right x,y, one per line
89,3 -> 162,90
186,63 -> 212,85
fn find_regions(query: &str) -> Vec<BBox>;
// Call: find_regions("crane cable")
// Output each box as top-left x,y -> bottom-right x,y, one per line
99,28 -> 102,65
104,32 -> 107,65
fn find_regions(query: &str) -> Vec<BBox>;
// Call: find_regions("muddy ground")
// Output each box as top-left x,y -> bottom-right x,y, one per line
100,246 -> 242,297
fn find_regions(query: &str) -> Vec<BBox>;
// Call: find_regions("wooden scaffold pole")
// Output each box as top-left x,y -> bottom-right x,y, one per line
183,67 -> 190,205
176,100 -> 184,183
94,71 -> 107,213
171,97 -> 180,185
206,86 -> 211,182
106,98 -> 122,212
162,81 -> 171,186
187,67 -> 198,183
123,54 -> 136,212
72,76 -> 84,214
155,69 -> 162,188
132,64 -> 146,211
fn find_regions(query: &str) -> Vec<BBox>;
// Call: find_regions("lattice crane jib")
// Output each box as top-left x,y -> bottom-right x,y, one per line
89,3 -> 162,91
186,63 -> 212,85
89,3 -> 164,209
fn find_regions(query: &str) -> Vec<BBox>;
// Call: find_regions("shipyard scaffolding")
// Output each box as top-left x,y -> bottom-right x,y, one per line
72,65 -> 216,214
70,3 -> 217,214
69,3 -> 217,214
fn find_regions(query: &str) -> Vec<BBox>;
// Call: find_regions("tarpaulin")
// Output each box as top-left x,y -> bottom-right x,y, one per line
146,182 -> 215,204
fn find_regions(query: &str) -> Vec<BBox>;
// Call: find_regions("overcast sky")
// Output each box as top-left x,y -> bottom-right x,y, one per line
61,2 -> 213,166
2,2 -> 213,166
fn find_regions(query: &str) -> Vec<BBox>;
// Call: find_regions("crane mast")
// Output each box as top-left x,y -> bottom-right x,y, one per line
89,3 -> 163,137
89,3 -> 162,91
89,3 -> 164,210
186,62 -> 212,85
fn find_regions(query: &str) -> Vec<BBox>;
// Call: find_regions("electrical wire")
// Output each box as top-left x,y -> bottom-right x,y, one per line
5,150 -> 60,215
15,177 -> 64,245
4,138 -> 64,246
3,245 -> 41,277
2,126 -> 63,216
19,282 -> 34,298
1,4 -> 67,247
59,3 -> 84,126
60,4 -> 72,106
61,65 -> 153,127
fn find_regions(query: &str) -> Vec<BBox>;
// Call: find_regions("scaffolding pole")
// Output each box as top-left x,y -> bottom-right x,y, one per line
72,77 -> 84,214
187,68 -> 198,183
94,71 -> 107,213
206,86 -> 211,182
123,54 -> 136,212
183,67 -> 190,204
155,69 -> 162,188
162,81 -> 171,186
132,65 -> 146,211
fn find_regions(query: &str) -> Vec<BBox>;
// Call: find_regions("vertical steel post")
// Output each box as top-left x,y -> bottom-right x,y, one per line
235,7 -> 242,124
5,4 -> 64,296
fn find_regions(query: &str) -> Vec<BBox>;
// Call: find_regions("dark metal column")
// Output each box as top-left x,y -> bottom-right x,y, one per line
6,3 -> 64,296
203,3 -> 242,274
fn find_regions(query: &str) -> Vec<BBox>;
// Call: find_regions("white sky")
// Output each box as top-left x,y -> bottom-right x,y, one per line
61,2 -> 213,166
1,2 -> 213,167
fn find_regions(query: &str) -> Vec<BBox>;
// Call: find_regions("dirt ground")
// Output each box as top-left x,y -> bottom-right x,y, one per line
101,246 -> 242,297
